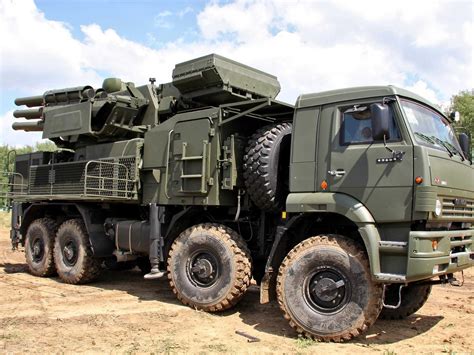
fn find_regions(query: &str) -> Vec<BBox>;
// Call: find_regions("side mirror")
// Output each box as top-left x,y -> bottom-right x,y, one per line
370,103 -> 390,140
449,111 -> 461,122
458,133 -> 470,159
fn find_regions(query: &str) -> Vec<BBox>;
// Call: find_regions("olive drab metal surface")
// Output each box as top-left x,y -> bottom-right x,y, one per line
4,54 -> 473,343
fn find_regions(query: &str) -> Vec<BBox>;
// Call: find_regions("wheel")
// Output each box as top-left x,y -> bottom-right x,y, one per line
379,284 -> 432,320
277,235 -> 383,342
243,122 -> 292,211
54,219 -> 101,284
167,223 -> 252,312
25,218 -> 58,277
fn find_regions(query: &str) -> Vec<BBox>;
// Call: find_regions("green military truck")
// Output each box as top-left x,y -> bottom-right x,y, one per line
2,54 -> 473,341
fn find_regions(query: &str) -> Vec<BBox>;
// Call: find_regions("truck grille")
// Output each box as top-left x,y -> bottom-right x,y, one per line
441,197 -> 474,219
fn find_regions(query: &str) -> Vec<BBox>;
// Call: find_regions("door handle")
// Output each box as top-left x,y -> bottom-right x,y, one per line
328,169 -> 346,177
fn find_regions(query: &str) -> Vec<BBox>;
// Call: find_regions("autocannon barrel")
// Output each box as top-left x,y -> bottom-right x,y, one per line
12,120 -> 44,132
14,95 -> 44,107
13,107 -> 43,119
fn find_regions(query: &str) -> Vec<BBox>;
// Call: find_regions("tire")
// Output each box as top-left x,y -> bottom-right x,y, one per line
54,219 -> 101,284
277,235 -> 383,342
380,284 -> 432,320
243,122 -> 292,211
167,223 -> 252,312
25,218 -> 58,277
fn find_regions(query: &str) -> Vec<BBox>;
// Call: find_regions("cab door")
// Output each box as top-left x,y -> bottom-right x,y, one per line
323,100 -> 413,222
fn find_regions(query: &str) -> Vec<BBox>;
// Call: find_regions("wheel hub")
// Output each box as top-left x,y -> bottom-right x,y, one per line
32,238 -> 44,262
311,277 -> 344,302
63,241 -> 78,266
187,252 -> 219,287
305,269 -> 349,313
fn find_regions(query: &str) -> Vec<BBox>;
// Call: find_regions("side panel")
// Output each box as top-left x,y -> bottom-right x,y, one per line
142,108 -> 231,206
290,107 -> 319,192
322,101 -> 414,223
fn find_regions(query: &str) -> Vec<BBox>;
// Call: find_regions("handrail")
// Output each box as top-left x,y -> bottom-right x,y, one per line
0,171 -> 28,203
164,129 -> 174,199
84,160 -> 135,198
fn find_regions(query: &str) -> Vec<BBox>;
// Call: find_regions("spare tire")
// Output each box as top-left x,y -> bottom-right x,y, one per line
243,122 -> 292,211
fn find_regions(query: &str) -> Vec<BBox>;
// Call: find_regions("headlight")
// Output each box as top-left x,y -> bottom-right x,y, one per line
434,199 -> 442,217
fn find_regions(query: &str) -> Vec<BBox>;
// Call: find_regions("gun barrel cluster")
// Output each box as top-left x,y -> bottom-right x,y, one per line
14,95 -> 44,108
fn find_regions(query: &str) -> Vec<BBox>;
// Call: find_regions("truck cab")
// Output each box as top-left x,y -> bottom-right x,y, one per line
287,85 -> 473,282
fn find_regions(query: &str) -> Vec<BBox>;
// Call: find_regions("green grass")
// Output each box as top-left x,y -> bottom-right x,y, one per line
295,335 -> 317,349
0,211 -> 10,228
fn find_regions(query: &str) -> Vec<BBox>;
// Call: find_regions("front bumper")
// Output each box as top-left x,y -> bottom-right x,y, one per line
406,229 -> 473,282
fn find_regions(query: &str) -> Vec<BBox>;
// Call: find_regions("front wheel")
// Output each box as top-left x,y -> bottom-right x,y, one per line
167,223 -> 252,312
277,235 -> 383,342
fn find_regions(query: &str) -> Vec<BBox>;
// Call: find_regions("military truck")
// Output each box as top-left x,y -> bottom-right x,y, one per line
2,54 -> 473,342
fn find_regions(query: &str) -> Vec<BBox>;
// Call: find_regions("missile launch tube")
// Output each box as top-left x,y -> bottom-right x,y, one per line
14,95 -> 44,108
12,120 -> 44,132
13,107 -> 43,119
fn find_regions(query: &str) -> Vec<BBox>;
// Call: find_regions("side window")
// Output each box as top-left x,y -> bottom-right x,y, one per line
340,104 -> 401,145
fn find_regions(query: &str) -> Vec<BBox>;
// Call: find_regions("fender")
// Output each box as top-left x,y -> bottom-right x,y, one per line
286,192 -> 375,224
261,193 -> 383,304
286,192 -> 380,275
286,192 -> 381,275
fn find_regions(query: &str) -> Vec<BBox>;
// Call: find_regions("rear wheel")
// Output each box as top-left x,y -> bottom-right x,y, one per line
167,223 -> 252,312
380,284 -> 432,319
277,235 -> 383,342
54,219 -> 101,284
25,218 -> 57,277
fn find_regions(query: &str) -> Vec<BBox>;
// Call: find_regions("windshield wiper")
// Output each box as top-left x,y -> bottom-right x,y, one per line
444,141 -> 465,161
415,132 -> 438,145
414,132 -> 459,159
429,135 -> 454,157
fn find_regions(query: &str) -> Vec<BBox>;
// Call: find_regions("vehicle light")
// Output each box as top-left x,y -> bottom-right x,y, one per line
432,240 -> 438,251
320,180 -> 328,191
415,176 -> 423,184
281,211 -> 287,219
434,199 -> 442,217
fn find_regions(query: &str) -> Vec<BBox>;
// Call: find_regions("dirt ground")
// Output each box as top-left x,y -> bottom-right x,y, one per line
0,226 -> 473,354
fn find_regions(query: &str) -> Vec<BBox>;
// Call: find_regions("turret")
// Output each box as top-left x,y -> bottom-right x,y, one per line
12,54 -> 282,149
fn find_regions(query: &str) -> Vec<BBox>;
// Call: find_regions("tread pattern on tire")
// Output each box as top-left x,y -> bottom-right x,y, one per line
54,219 -> 101,284
243,122 -> 292,211
379,284 -> 432,320
25,218 -> 58,277
276,235 -> 383,342
167,223 -> 252,312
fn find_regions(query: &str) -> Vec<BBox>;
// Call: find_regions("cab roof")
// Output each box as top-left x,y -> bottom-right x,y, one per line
296,85 -> 444,116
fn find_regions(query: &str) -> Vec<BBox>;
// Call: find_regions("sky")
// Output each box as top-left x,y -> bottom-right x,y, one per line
0,0 -> 473,146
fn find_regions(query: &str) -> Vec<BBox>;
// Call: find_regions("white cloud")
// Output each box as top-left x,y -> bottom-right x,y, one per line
0,110 -> 43,147
0,0 -> 102,93
178,6 -> 193,18
154,10 -> 173,29
0,0 -> 472,146
404,80 -> 440,105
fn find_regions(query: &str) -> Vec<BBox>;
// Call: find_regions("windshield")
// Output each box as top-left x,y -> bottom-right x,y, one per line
400,100 -> 464,158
